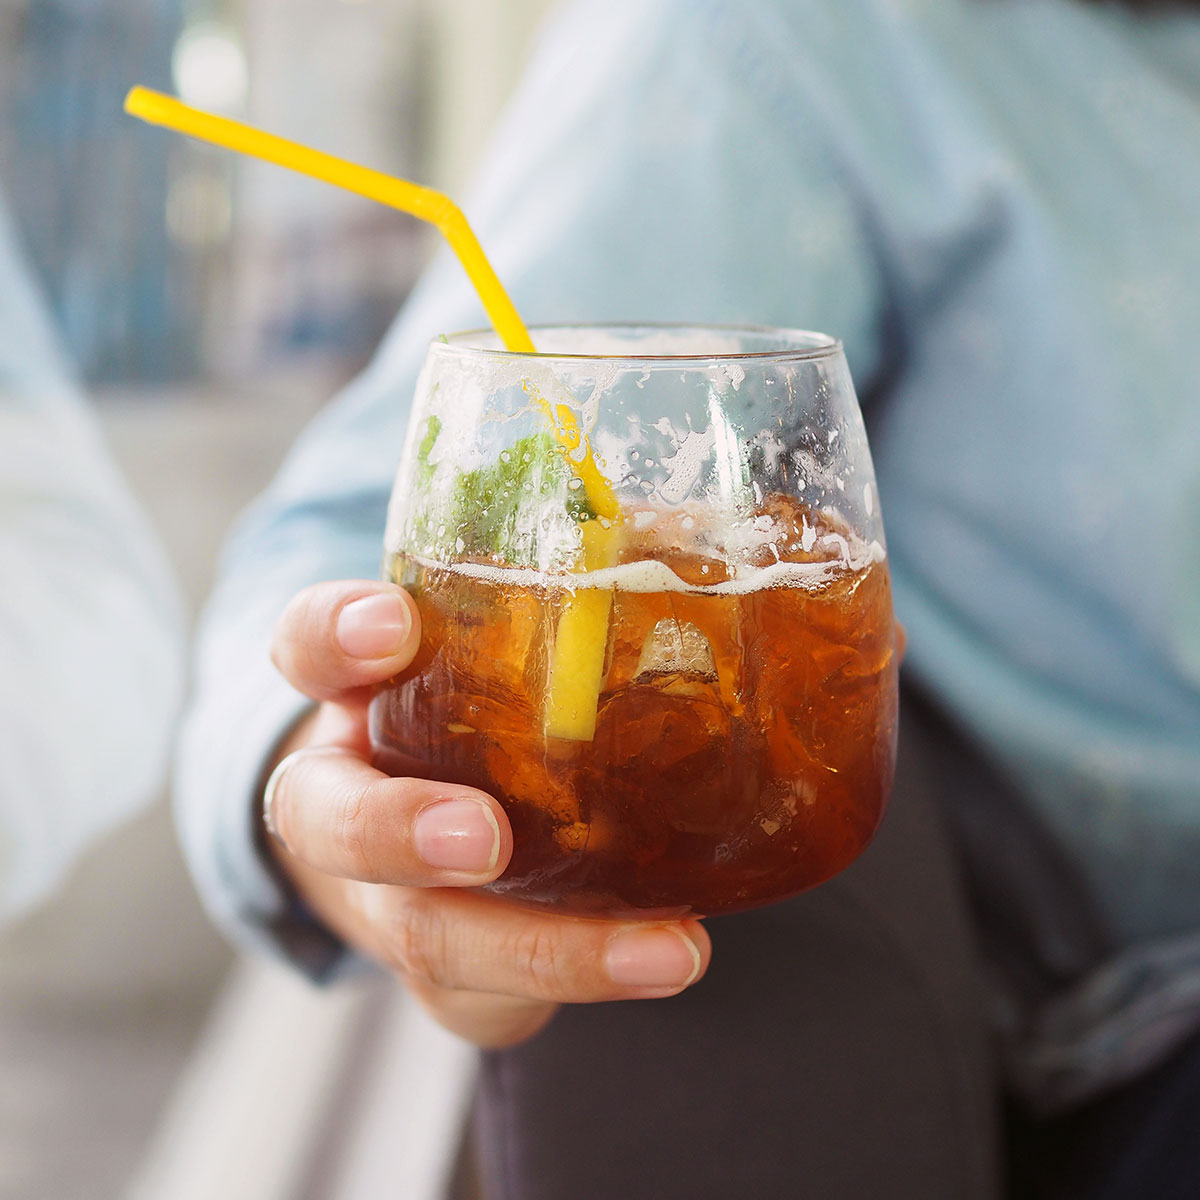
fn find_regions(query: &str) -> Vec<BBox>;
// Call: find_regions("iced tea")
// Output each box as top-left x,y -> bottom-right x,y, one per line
369,497 -> 898,917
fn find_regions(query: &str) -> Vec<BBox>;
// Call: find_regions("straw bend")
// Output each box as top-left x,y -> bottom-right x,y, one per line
124,87 -> 599,488
123,86 -> 534,351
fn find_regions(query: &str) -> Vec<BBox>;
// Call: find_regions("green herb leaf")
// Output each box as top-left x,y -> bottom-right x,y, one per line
405,420 -> 597,568
414,413 -> 442,489
450,432 -> 595,563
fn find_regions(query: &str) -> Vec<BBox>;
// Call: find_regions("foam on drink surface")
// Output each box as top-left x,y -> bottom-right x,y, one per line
407,532 -> 884,596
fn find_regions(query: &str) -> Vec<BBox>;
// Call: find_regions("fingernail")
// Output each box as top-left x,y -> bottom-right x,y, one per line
605,927 -> 702,990
261,752 -> 292,845
413,797 -> 501,874
336,593 -> 412,659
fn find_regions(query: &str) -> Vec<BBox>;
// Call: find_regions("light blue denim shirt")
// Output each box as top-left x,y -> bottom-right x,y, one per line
178,0 -> 1200,1108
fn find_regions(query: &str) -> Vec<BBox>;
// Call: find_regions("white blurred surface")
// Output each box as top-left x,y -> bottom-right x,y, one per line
0,372 -> 332,1200
124,961 -> 478,1200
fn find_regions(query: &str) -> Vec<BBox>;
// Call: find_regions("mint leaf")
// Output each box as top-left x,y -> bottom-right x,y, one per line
450,433 -> 596,563
414,413 -> 442,489
403,419 -> 598,568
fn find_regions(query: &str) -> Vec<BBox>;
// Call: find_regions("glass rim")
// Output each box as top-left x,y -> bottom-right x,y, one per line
428,322 -> 843,365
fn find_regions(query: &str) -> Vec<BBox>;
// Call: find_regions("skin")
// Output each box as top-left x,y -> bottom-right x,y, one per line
264,579 -> 712,1048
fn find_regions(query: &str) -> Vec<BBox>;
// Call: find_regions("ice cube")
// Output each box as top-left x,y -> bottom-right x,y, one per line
482,735 -> 579,826
590,683 -> 733,836
635,619 -> 718,681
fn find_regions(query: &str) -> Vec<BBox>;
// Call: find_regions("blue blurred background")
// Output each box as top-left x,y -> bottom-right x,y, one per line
0,0 -> 433,384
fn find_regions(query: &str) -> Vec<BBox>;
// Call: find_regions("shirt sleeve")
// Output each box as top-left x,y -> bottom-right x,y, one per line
175,0 -> 896,977
0,193 -> 185,925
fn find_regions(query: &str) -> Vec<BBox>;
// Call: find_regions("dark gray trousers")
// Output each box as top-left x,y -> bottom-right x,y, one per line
473,692 -> 1001,1199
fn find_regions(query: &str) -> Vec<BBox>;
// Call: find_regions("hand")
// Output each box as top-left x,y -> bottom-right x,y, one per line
263,580 -> 711,1048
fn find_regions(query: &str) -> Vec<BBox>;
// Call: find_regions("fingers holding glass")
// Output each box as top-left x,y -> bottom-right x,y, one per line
270,579 -> 422,703
264,746 -> 512,887
355,885 -> 711,1005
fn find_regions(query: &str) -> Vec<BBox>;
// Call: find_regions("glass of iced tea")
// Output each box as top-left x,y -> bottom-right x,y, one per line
369,324 -> 898,918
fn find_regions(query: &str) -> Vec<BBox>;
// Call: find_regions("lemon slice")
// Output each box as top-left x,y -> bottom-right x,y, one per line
543,518 -> 620,741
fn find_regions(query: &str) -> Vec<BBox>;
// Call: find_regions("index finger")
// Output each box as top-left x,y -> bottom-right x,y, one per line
271,579 -> 422,703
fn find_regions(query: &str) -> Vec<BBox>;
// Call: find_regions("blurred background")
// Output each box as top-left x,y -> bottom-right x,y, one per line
0,1 -> 555,1196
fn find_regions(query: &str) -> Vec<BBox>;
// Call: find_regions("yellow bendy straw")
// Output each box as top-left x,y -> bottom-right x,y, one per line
125,87 -> 534,353
126,86 -> 618,740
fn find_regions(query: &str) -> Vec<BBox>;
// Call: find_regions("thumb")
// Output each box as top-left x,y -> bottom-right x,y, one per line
271,580 -> 422,703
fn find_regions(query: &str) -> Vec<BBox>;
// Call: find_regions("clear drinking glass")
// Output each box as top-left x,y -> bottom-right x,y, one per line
369,324 -> 898,918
